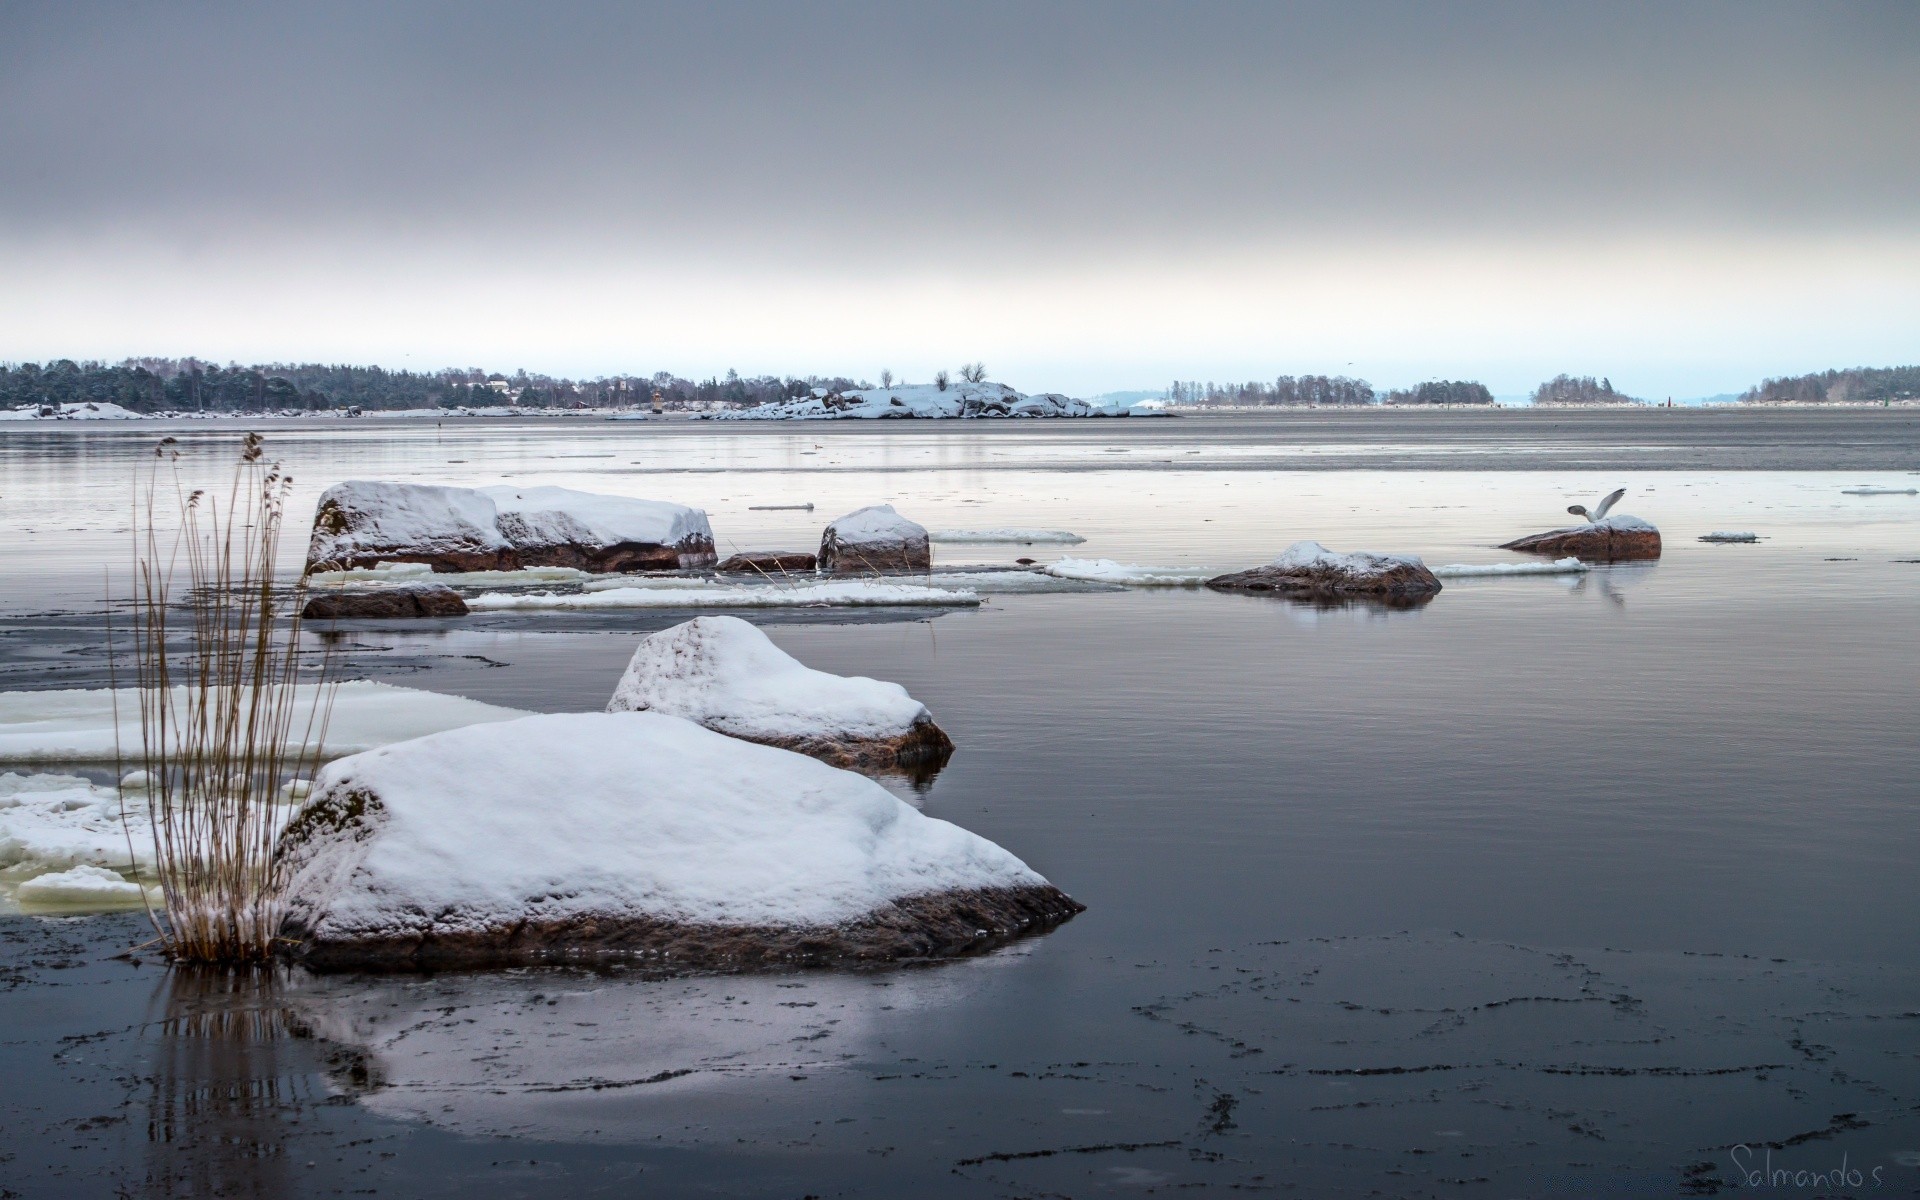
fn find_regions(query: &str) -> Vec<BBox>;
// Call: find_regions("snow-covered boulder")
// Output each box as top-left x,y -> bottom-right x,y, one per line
301,582 -> 469,619
819,504 -> 931,573
714,550 -> 817,574
275,712 -> 1080,970
607,616 -> 953,775
1207,541 -> 1443,600
705,382 -> 1108,421
307,481 -> 716,573
1500,515 -> 1662,561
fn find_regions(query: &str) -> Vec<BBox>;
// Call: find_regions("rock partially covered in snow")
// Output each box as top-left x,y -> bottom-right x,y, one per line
607,617 -> 953,776
705,382 -> 1107,421
276,712 -> 1079,970
714,550 -> 818,574
819,505 -> 931,573
301,583 -> 469,620
308,481 -> 716,573
1207,542 -> 1443,600
1500,515 -> 1662,562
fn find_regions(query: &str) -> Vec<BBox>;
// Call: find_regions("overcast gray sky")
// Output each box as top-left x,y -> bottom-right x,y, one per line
2,0 -> 1915,396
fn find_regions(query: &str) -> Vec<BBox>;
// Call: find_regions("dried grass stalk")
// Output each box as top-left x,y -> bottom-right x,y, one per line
118,433 -> 334,962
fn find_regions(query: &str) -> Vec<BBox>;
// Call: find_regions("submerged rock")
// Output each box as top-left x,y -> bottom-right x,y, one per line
1500,515 -> 1662,561
607,616 -> 953,777
275,712 -> 1077,970
301,583 -> 469,620
714,550 -> 818,574
307,481 -> 716,573
819,504 -> 931,574
1207,541 -> 1443,599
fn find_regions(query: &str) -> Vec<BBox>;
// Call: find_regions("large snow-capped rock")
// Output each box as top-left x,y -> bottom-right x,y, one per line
1500,515 -> 1662,562
705,382 -> 1107,421
307,481 -> 716,573
1207,541 -> 1443,600
819,504 -> 931,573
607,616 -> 953,775
275,712 -> 1079,969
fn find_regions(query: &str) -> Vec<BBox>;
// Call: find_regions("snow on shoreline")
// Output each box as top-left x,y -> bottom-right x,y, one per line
703,381 -> 1111,421
1042,558 -> 1216,587
1432,557 -> 1591,578
468,580 -> 983,610
930,529 -> 1086,545
0,682 -> 529,764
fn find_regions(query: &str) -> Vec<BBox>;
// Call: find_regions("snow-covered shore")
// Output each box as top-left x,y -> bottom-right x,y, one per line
704,382 -> 1115,421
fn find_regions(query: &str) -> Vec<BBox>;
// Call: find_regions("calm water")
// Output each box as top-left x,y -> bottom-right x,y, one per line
3,412 -> 1918,1197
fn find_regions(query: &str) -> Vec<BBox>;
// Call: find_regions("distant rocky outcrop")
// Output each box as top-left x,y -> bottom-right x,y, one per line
1529,375 -> 1642,406
1501,516 -> 1662,561
715,550 -> 818,574
275,712 -> 1077,970
1207,542 -> 1443,599
819,505 -> 931,573
306,481 -> 716,573
301,583 -> 469,620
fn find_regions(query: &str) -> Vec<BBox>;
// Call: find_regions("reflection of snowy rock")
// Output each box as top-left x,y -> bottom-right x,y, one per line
819,505 -> 931,573
608,617 -> 953,776
1501,515 -> 1661,561
277,712 -> 1078,970
706,382 -> 1107,421
301,582 -> 469,619
1207,542 -> 1443,600
307,481 -> 716,573
714,550 -> 817,574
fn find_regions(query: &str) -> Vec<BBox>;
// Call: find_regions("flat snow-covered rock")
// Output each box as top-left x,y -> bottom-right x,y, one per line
0,681 -> 529,765
607,616 -> 953,774
1208,542 -> 1443,600
1500,515 -> 1662,561
819,504 -> 931,573
276,712 -> 1080,969
308,481 -> 716,573
705,382 -> 1106,421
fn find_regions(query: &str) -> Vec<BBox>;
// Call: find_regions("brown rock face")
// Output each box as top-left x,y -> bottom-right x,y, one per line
283,883 -> 1084,971
301,584 -> 470,620
1500,525 -> 1662,562
743,715 -> 956,784
715,550 -> 819,574
1207,559 -> 1443,598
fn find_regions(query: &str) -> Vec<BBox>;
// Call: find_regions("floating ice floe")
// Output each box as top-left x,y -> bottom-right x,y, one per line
1431,557 -> 1591,578
305,562 -> 592,587
1042,558 -> 1216,587
608,616 -> 952,771
15,863 -> 148,908
929,529 -> 1086,545
469,580 -> 982,610
1699,531 -> 1761,543
1840,486 -> 1918,496
0,772 -> 148,883
278,711 -> 1081,969
0,681 -> 530,765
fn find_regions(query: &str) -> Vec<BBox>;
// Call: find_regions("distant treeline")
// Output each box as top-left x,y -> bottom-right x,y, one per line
1168,376 -> 1379,406
1741,365 -> 1920,405
1385,381 -> 1494,406
1528,375 -> 1639,406
0,358 -> 869,413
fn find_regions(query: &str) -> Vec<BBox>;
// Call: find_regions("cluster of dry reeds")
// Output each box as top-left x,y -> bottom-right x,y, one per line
118,433 -> 334,963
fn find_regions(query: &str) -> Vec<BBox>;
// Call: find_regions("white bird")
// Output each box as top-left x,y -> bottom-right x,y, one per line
1567,488 -> 1626,525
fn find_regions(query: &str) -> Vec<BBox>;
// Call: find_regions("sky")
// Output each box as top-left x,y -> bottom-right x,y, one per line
1,0 -> 1916,398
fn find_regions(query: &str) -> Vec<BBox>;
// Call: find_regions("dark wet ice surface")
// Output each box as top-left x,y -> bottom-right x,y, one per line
2,414 -> 1919,1196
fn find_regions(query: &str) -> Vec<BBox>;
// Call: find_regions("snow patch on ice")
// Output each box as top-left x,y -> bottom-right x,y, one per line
15,863 -> 147,907
1841,487 -> 1917,496
929,529 -> 1086,545
282,712 -> 1045,939
0,682 -> 530,765
1699,531 -> 1761,543
468,581 -> 982,610
608,616 -> 929,741
1042,558 -> 1216,587
1432,558 -> 1590,578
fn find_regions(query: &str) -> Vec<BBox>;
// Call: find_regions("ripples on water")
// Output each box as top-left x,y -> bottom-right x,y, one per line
1,415 -> 1917,1196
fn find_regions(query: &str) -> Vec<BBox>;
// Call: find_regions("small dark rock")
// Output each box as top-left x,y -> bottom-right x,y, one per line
715,550 -> 817,574
301,584 -> 469,620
